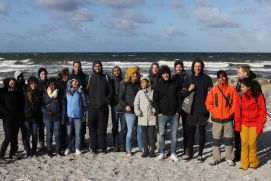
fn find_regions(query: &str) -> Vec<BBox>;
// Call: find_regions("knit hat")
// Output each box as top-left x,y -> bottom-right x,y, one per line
141,76 -> 150,82
27,76 -> 38,86
126,66 -> 138,79
14,70 -> 23,79
38,67 -> 48,76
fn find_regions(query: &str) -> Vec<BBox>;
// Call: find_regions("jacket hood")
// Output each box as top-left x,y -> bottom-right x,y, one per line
14,70 -> 23,79
92,61 -> 103,74
191,59 -> 204,76
248,71 -> 256,80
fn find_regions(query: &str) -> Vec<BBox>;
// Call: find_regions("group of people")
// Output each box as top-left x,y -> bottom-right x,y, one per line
0,59 -> 267,170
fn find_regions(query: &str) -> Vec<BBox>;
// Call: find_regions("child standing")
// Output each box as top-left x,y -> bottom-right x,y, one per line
134,77 -> 156,157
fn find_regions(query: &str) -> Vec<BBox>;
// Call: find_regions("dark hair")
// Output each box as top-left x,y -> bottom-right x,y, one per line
149,62 -> 160,75
217,70 -> 228,79
159,65 -> 171,77
73,60 -> 81,68
174,60 -> 184,68
47,78 -> 58,89
240,78 -> 262,97
191,58 -> 204,75
38,67 -> 48,76
59,68 -> 69,80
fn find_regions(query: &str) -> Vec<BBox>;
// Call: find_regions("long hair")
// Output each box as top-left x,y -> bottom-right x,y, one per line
240,78 -> 262,98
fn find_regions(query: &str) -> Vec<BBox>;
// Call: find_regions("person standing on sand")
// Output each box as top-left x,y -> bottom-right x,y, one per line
182,59 -> 213,163
119,66 -> 143,156
205,70 -> 237,166
65,78 -> 87,155
234,64 -> 259,162
153,65 -> 182,162
110,66 -> 127,152
37,67 -> 48,150
70,61 -> 88,148
134,76 -> 156,158
0,78 -> 24,160
234,78 -> 267,170
87,61 -> 113,154
149,62 -> 160,89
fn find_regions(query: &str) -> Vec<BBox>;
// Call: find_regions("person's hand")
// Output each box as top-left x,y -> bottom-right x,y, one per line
48,112 -> 54,116
125,105 -> 131,112
188,84 -> 195,92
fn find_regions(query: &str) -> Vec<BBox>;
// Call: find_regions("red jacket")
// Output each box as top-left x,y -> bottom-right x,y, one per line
234,90 -> 267,134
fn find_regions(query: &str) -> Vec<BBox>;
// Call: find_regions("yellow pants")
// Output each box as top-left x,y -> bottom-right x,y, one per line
240,125 -> 259,169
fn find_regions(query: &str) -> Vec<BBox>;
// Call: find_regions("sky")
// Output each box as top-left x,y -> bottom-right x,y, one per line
0,0 -> 271,52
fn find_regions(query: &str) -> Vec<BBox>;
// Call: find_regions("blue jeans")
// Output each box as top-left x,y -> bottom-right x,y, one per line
125,113 -> 143,151
112,111 -> 127,148
66,118 -> 82,150
158,114 -> 179,154
24,120 -> 38,153
43,119 -> 61,152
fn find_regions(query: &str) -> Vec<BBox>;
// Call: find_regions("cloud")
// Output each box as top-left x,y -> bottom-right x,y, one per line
170,0 -> 183,10
195,6 -> 240,28
99,0 -> 146,9
230,7 -> 256,14
0,2 -> 9,15
104,11 -> 154,36
164,25 -> 185,37
34,0 -> 88,11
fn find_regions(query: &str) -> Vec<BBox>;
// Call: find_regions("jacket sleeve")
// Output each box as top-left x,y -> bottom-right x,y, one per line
205,87 -> 214,114
118,82 -> 127,108
81,92 -> 87,114
153,86 -> 160,114
177,82 -> 183,114
181,76 -> 191,98
256,93 -> 267,134
41,93 -> 47,115
106,78 -> 114,104
234,95 -> 241,132
133,91 -> 142,116
229,88 -> 238,116
62,94 -> 67,124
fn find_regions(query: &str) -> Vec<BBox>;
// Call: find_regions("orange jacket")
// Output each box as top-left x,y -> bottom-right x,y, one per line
205,82 -> 237,122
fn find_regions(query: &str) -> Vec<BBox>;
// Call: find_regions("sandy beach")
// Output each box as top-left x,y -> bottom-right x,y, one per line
0,78 -> 271,181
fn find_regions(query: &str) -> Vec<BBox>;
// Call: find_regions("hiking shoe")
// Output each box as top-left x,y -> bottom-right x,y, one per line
75,149 -> 81,155
141,151 -> 149,158
170,153 -> 180,162
208,159 -> 219,166
197,156 -> 204,163
182,155 -> 192,161
149,151 -> 155,158
89,149 -> 98,154
113,146 -> 120,152
47,151 -> 53,158
226,160 -> 235,166
39,142 -> 45,150
157,153 -> 165,160
64,149 -> 70,156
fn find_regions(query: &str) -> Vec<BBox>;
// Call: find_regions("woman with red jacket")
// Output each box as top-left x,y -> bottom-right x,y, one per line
234,78 -> 267,170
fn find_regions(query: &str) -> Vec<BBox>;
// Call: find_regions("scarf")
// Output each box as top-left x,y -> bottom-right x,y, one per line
47,88 -> 58,98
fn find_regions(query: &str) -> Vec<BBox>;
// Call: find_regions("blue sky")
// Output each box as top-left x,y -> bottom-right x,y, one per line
0,0 -> 271,52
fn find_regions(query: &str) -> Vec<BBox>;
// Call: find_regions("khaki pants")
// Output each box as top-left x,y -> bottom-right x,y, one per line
240,125 -> 259,169
212,121 -> 234,162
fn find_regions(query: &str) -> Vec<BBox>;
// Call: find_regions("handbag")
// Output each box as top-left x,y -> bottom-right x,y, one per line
182,91 -> 195,114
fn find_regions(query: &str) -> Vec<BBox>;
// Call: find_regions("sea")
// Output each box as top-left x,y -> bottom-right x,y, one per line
0,52 -> 271,83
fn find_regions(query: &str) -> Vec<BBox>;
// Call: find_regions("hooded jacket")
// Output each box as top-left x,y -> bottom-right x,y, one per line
110,66 -> 123,110
206,81 -> 237,122
87,61 -> 113,109
234,90 -> 267,134
148,63 -> 160,89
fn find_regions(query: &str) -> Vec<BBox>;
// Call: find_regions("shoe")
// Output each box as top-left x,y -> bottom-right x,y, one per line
75,149 -> 81,155
0,158 -> 8,164
47,151 -> 53,158
25,151 -> 32,158
141,151 -> 149,158
119,147 -> 125,152
170,153 -> 180,162
226,160 -> 235,166
157,153 -> 165,160
182,155 -> 192,161
149,151 -> 155,158
39,142 -> 45,150
101,149 -> 107,154
197,156 -> 204,163
57,151 -> 64,157
113,146 -> 120,152
64,149 -> 70,156
208,159 -> 219,166
126,151 -> 132,156
89,149 -> 98,154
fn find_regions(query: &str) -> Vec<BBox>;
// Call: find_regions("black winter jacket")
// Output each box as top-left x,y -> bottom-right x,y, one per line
119,81 -> 140,113
24,91 -> 42,121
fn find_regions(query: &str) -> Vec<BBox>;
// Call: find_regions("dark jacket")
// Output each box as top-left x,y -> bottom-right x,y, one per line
57,79 -> 68,123
236,71 -> 257,93
70,70 -> 87,93
172,70 -> 188,86
110,76 -> 123,111
41,90 -> 61,122
153,78 -> 182,116
24,90 -> 42,121
37,78 -> 48,95
119,81 -> 141,113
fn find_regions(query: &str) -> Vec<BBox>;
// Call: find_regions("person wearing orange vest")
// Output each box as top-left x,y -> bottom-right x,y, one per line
206,70 -> 237,166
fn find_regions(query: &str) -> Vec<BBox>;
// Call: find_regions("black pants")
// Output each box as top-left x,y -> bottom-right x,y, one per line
0,119 -> 18,158
60,122 -> 67,150
181,113 -> 188,151
187,124 -> 206,157
38,115 -> 45,145
81,118 -> 87,147
141,126 -> 155,152
234,131 -> 241,161
88,106 -> 109,151
15,121 -> 27,148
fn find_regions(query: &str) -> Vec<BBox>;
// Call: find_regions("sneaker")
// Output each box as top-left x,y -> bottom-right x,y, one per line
149,151 -> 155,158
157,153 -> 165,160
182,155 -> 192,161
47,151 -> 53,158
75,149 -> 81,155
57,151 -> 64,157
170,153 -> 180,162
226,160 -> 235,166
64,149 -> 70,156
141,151 -> 149,158
113,146 -> 120,152
126,151 -> 132,156
89,149 -> 98,154
197,156 -> 204,163
208,159 -> 219,166
101,149 -> 107,155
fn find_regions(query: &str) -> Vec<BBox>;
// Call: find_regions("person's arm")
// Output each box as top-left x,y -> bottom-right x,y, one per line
106,77 -> 114,104
153,86 -> 160,114
133,91 -> 142,116
177,82 -> 183,114
118,82 -> 127,107
256,93 -> 267,135
229,88 -> 238,116
234,95 -> 241,132
205,87 -> 214,114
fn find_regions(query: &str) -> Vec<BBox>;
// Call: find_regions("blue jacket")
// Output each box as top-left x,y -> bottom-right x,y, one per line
66,85 -> 87,119
41,91 -> 61,122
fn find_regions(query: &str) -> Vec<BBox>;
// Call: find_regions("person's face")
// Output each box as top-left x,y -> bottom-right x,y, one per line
237,68 -> 248,79
175,64 -> 183,73
30,82 -> 37,90
130,73 -> 139,82
141,80 -> 149,89
217,75 -> 227,85
72,79 -> 79,88
113,68 -> 121,77
240,83 -> 250,94
49,82 -> 56,92
94,64 -> 102,73
39,71 -> 47,80
9,79 -> 16,88
194,62 -> 202,76
162,72 -> 170,81
151,65 -> 159,75
62,74 -> 69,82
73,63 -> 81,74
